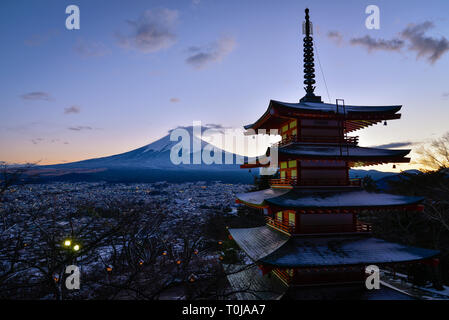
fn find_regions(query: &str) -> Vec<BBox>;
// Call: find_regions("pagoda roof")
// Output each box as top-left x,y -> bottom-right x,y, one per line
228,226 -> 439,268
272,100 -> 401,114
235,188 -> 290,208
228,226 -> 290,261
244,100 -> 402,133
241,144 -> 411,168
236,187 -> 424,210
275,144 -> 411,162
224,264 -> 287,300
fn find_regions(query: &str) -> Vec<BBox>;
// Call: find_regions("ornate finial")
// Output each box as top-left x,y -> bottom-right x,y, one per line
300,8 -> 322,103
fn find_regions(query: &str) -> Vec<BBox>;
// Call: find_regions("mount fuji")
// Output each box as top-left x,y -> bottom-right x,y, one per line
33,125 -> 255,183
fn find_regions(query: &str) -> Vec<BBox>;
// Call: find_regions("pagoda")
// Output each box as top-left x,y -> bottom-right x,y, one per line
226,8 -> 439,300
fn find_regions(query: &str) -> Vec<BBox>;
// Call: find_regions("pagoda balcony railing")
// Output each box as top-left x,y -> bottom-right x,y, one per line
266,216 -> 295,234
356,221 -> 372,233
270,178 -> 361,187
272,135 -> 359,148
266,217 -> 371,234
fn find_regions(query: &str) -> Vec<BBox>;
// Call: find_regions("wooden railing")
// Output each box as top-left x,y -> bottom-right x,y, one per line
270,178 -> 361,187
273,135 -> 359,148
266,216 -> 295,234
266,216 -> 371,235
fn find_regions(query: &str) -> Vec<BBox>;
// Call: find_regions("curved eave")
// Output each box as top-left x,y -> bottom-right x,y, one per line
236,188 -> 424,211
228,226 -> 439,268
236,188 -> 290,208
259,236 -> 439,268
241,158 -> 411,168
264,189 -> 424,210
275,145 -> 411,163
236,198 -> 268,209
244,100 -> 402,133
228,226 -> 289,262
278,155 -> 411,164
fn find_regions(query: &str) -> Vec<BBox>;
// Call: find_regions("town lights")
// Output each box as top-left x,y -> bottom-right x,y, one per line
73,244 -> 80,251
64,240 -> 71,247
162,251 -> 167,256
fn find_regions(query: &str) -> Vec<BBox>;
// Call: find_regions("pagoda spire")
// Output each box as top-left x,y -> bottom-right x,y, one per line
300,8 -> 322,103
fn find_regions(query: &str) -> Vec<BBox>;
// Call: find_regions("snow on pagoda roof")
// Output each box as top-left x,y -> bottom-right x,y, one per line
260,234 -> 439,267
271,100 -> 402,114
229,226 -> 439,267
228,226 -> 289,261
276,144 -> 411,160
236,188 -> 290,207
244,100 -> 402,132
224,264 -> 287,300
265,188 -> 423,209
236,187 -> 423,209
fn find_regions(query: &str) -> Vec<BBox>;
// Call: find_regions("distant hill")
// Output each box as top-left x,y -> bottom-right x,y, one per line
374,170 -> 421,191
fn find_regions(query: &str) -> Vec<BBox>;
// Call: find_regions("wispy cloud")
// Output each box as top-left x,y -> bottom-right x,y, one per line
116,9 -> 178,53
64,106 -> 81,114
68,126 -> 92,131
186,36 -> 236,69
20,92 -> 53,101
443,92 -> 449,99
371,141 -> 415,148
74,38 -> 110,57
327,31 -> 343,46
350,35 -> 404,52
169,98 -> 180,103
345,20 -> 449,64
31,138 -> 44,145
401,21 -> 449,64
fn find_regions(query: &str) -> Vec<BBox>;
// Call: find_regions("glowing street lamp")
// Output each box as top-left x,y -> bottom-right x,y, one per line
73,244 -> 80,251
64,240 -> 71,247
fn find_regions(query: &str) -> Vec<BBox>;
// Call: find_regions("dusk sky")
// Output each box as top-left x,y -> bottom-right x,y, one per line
1,0 -> 448,172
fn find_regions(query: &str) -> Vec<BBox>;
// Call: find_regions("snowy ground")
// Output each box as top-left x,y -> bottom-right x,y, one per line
381,270 -> 449,300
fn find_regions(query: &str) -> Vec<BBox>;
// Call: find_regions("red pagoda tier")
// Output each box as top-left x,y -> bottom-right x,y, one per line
226,8 -> 439,300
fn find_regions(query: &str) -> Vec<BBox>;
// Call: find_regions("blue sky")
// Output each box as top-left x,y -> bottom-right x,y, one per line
1,0 -> 448,170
